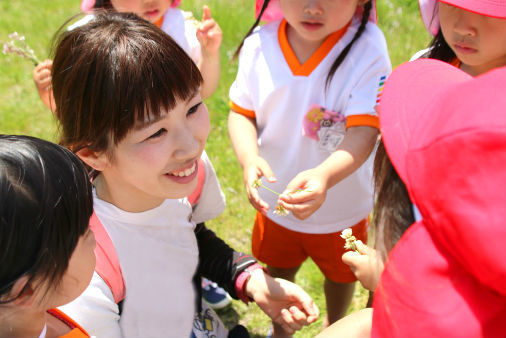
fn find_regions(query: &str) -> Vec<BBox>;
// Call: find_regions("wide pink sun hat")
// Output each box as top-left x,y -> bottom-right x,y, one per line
81,0 -> 181,13
419,0 -> 506,36
374,58 -> 506,337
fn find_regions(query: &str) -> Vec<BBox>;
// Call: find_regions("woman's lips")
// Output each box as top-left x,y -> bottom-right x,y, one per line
164,161 -> 198,184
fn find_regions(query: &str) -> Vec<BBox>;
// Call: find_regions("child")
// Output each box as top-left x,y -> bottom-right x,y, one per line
228,0 -> 390,334
343,0 -> 506,293
318,58 -> 506,338
51,12 -> 319,337
33,0 -> 221,110
0,135 -> 95,338
417,0 -> 506,75
373,58 -> 506,337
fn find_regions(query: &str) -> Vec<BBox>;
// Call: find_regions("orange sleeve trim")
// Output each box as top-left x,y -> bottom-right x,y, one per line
229,100 -> 256,118
278,20 -> 350,76
346,114 -> 379,129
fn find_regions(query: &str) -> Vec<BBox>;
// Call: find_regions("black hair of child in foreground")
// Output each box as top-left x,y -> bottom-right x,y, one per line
0,135 -> 95,337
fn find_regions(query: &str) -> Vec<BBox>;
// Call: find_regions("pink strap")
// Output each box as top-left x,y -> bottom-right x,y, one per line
187,159 -> 206,206
89,213 -> 126,304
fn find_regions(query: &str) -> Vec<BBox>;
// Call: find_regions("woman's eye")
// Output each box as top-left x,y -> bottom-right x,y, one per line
148,128 -> 166,139
187,102 -> 202,116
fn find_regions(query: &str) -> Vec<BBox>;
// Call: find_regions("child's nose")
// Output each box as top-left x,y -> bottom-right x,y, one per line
453,9 -> 477,37
304,0 -> 323,15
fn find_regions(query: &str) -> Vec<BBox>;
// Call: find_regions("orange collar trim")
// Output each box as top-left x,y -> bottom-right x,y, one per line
278,20 -> 350,77
154,15 -> 164,28
450,57 -> 461,69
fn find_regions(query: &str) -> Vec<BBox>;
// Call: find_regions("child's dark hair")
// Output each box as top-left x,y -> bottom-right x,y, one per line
234,0 -> 372,89
51,11 -> 203,154
427,30 -> 456,62
92,0 -> 113,9
372,140 -> 414,261
0,135 -> 93,304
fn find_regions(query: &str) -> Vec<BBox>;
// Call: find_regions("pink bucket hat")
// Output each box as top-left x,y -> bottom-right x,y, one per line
419,0 -> 506,35
81,0 -> 181,13
373,59 -> 506,336
255,0 -> 378,24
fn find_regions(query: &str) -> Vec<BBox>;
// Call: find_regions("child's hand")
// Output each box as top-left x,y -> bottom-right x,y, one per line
244,156 -> 276,214
277,167 -> 328,220
342,241 -> 383,291
33,59 -> 54,110
246,269 -> 320,334
196,5 -> 222,57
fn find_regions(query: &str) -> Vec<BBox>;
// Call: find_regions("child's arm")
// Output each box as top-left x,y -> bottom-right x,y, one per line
196,5 -> 221,99
228,110 -> 276,214
314,308 -> 373,338
33,59 -> 55,111
278,125 -> 378,219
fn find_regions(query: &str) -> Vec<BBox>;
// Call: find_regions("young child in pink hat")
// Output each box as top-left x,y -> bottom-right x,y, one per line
318,58 -> 506,338
342,0 -> 506,297
33,0 -> 221,110
415,0 -> 506,76
372,58 -> 506,337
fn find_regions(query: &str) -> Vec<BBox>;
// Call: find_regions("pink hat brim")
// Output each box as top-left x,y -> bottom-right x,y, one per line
81,0 -> 96,12
419,0 -> 506,36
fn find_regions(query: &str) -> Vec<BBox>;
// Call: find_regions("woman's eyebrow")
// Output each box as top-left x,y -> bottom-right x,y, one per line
133,113 -> 168,131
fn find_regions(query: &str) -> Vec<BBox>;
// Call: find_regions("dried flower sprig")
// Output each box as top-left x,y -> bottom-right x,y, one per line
2,32 -> 41,66
341,228 -> 360,253
252,179 -> 288,216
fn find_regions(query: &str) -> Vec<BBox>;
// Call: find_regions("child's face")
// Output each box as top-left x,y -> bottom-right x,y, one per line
439,2 -> 506,76
98,94 -> 209,211
110,0 -> 173,23
281,0 -> 364,47
44,229 -> 96,308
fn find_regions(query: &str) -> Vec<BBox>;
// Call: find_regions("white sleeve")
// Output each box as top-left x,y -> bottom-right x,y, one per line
59,272 -> 122,338
191,151 -> 226,224
228,36 -> 256,111
344,25 -> 392,117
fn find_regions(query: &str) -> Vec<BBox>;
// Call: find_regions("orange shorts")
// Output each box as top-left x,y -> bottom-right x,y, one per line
252,212 -> 368,283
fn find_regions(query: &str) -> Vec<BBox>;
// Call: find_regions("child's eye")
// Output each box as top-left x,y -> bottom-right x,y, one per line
187,102 -> 202,116
148,128 -> 166,139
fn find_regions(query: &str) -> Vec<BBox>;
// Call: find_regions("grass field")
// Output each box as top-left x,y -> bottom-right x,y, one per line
0,1 -> 429,337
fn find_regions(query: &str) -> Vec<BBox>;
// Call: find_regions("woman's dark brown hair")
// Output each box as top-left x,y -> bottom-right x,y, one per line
372,140 -> 414,261
51,11 -> 203,154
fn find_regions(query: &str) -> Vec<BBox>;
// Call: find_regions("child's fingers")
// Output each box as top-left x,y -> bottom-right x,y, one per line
279,308 -> 301,332
201,5 -> 212,21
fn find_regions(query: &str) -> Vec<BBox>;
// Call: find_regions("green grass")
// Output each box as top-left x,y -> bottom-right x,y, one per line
0,1 -> 428,337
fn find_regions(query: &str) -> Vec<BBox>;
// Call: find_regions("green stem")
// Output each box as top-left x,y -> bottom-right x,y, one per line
261,185 -> 281,196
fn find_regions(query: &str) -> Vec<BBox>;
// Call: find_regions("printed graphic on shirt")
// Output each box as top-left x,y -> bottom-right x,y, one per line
376,75 -> 386,104
191,305 -> 228,338
302,104 -> 346,152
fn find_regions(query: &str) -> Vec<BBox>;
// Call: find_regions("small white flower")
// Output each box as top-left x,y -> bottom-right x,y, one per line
273,204 -> 289,216
340,228 -> 352,239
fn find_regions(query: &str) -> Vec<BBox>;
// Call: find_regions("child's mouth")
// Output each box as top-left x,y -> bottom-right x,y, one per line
144,9 -> 160,19
302,21 -> 323,31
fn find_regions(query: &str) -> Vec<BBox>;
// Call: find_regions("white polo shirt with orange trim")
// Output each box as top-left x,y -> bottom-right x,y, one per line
229,17 -> 391,234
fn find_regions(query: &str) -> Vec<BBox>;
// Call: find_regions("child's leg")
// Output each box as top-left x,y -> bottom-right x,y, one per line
323,278 -> 355,327
305,219 -> 369,328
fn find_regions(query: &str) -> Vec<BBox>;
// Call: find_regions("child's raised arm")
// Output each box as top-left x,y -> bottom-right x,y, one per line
228,110 -> 276,214
196,5 -> 221,99
33,59 -> 54,111
278,125 -> 378,220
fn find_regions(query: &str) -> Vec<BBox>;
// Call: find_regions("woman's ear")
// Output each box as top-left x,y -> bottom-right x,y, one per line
76,148 -> 109,171
7,276 -> 36,308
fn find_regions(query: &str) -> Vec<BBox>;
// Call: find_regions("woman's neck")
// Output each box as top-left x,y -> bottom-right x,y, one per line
0,308 -> 46,338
